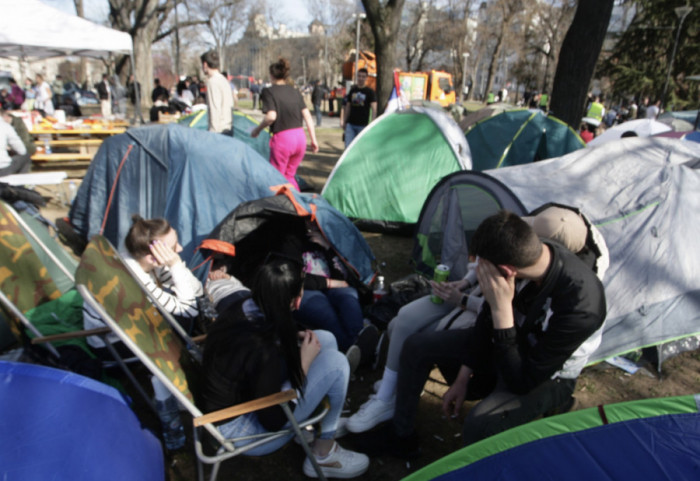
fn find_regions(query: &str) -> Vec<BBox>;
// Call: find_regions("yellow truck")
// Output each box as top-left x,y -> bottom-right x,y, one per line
342,52 -> 456,108
396,70 -> 456,108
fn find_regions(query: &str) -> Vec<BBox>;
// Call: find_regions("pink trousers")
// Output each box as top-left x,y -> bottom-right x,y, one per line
269,127 -> 307,190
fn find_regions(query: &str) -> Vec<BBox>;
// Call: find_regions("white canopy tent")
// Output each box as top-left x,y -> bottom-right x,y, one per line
0,0 -> 132,59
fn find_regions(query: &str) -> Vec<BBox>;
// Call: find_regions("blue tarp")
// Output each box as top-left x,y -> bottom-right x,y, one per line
69,124 -> 288,276
0,361 -> 163,481
431,412 -> 700,480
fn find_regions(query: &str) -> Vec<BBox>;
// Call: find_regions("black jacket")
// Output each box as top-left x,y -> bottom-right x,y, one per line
201,298 -> 290,431
462,241 -> 606,394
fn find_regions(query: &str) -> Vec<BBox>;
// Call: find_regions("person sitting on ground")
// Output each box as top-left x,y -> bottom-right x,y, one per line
353,210 -> 606,458
278,219 -> 379,371
191,95 -> 207,112
202,256 -> 370,479
0,108 -> 29,177
84,215 -> 203,358
149,94 -> 171,122
580,123 -> 594,143
206,255 -> 250,316
346,206 -> 607,435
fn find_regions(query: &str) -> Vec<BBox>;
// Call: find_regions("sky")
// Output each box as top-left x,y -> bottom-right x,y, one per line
40,0 -> 314,31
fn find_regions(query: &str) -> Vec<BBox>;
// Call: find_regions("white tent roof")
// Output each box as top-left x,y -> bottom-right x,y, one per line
0,0 -> 132,59
487,137 -> 700,362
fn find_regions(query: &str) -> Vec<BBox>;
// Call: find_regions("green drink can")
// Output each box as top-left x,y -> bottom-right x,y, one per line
431,264 -> 450,304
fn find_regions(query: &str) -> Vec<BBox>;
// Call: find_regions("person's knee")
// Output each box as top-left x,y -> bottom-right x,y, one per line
315,329 -> 338,351
399,332 -> 430,369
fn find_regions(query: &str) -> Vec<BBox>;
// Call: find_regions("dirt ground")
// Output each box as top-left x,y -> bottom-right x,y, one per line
35,112 -> 700,481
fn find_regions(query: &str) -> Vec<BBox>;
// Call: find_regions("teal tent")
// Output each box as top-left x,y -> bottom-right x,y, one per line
465,109 -> 584,171
178,110 -> 270,160
322,106 -> 471,232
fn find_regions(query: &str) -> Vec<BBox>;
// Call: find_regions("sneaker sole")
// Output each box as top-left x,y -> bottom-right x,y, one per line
303,458 -> 370,479
346,407 -> 395,433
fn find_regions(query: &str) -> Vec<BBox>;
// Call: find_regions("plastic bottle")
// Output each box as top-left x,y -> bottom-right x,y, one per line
151,377 -> 186,450
373,275 -> 387,302
68,181 -> 77,204
43,137 -> 52,154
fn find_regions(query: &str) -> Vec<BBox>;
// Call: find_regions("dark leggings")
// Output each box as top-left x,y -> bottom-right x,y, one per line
393,328 -> 575,445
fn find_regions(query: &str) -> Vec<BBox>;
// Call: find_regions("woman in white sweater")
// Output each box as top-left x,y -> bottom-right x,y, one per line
84,215 -> 203,356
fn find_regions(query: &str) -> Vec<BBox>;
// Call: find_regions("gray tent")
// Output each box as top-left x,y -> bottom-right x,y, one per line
484,137 -> 700,363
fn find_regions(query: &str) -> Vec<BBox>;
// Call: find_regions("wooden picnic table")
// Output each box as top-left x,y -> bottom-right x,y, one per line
29,125 -> 127,164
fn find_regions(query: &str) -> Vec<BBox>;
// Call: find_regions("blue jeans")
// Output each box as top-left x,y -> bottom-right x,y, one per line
217,330 -> 348,455
314,103 -> 322,126
344,123 -> 365,148
295,287 -> 364,352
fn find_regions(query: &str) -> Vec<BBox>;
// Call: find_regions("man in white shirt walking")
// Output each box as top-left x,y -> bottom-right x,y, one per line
201,50 -> 233,136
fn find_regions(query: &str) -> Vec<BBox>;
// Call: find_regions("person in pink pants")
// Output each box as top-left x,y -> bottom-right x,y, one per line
252,58 -> 318,189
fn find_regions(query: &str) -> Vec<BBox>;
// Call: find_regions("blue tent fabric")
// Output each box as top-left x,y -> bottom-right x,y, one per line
69,124 -> 288,275
0,361 -> 164,481
431,412 -> 700,481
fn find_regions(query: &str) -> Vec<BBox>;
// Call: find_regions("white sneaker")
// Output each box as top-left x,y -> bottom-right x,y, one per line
303,442 -> 369,478
346,395 -> 395,433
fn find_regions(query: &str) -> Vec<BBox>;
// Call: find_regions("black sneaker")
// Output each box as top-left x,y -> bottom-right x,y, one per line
351,422 -> 421,459
354,324 -> 380,368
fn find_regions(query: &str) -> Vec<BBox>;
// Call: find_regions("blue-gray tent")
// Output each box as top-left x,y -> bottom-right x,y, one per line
68,124 -> 288,277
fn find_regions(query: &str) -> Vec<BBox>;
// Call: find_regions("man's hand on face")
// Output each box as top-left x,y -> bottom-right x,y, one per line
476,258 -> 516,329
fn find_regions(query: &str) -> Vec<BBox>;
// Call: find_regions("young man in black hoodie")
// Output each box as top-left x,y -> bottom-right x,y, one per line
357,210 -> 607,457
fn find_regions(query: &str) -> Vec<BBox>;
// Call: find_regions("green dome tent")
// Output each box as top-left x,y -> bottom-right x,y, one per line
178,110 -> 270,160
465,109 -> 584,171
322,105 -> 471,233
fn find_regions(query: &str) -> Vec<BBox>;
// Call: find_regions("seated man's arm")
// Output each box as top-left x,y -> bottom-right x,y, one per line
494,275 -> 606,394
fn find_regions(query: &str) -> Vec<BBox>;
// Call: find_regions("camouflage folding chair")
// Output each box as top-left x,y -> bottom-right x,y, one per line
75,235 -> 329,481
0,200 -> 101,358
0,201 -> 144,394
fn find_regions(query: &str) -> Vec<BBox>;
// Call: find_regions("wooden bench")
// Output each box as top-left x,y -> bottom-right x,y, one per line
31,153 -> 93,162
34,139 -> 103,155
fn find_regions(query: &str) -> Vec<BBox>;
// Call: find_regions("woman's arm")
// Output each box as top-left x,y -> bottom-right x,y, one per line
251,110 -> 276,138
301,108 -> 319,153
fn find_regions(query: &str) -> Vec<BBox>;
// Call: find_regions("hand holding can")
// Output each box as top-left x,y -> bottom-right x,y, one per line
431,264 -> 450,304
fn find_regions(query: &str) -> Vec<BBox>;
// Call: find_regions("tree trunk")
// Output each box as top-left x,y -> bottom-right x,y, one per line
362,0 -> 407,115
483,32 -> 504,102
133,18 -> 159,109
550,0 -> 614,128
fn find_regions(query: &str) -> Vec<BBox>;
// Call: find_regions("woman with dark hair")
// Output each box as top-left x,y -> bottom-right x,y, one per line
251,58 -> 318,190
83,215 -> 204,354
202,256 -> 369,479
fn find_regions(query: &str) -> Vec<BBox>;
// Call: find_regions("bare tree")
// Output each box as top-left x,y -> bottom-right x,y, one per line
362,0 -> 407,114
550,0 -> 614,127
107,0 -> 238,107
187,0 -> 248,72
475,0 -> 523,101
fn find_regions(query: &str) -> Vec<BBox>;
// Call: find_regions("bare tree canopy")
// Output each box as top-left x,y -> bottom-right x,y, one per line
107,0 -> 238,107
